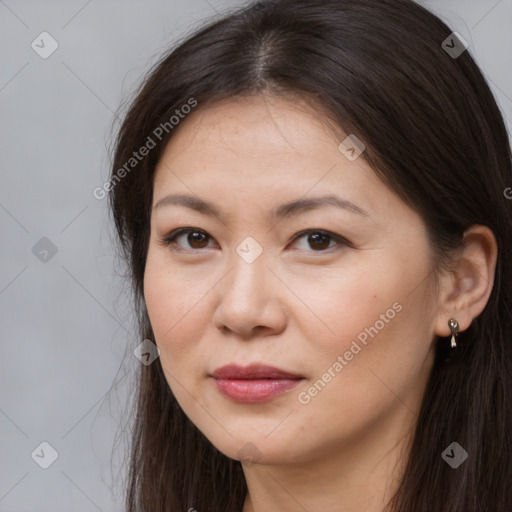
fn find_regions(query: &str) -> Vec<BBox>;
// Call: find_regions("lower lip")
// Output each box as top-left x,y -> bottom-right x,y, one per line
212,377 -> 303,403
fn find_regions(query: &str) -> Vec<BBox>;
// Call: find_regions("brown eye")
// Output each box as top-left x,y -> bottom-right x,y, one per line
159,227 -> 349,254
159,228 -> 215,251
186,231 -> 209,249
291,229 -> 348,252
307,232 -> 332,251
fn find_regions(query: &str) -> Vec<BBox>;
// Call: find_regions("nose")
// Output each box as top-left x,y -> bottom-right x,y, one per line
212,246 -> 287,339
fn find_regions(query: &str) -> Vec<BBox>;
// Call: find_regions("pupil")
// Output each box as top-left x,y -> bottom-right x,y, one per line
309,232 -> 330,250
189,232 -> 207,248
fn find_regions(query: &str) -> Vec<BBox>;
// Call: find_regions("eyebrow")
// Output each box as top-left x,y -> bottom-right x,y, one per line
153,193 -> 369,222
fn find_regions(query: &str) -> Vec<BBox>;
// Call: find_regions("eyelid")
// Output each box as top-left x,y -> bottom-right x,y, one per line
157,227 -> 217,252
158,227 -> 352,253
290,229 -> 352,249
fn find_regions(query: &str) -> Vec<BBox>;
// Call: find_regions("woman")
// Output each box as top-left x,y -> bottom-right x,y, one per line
108,0 -> 512,510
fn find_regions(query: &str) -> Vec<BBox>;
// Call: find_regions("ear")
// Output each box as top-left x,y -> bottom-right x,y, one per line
434,224 -> 498,337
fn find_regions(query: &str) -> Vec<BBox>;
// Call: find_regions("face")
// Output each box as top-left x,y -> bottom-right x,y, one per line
144,94 -> 439,466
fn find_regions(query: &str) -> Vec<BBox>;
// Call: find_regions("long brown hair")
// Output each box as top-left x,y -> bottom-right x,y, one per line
108,0 -> 512,510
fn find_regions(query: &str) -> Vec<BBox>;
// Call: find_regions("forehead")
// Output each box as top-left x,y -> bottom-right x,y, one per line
155,95 -> 370,186
174,94 -> 340,145
151,94 -> 406,226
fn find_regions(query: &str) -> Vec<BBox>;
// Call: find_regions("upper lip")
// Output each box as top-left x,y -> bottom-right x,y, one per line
211,363 -> 303,380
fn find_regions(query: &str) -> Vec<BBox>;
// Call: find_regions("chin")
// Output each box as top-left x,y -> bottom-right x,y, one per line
201,431 -> 306,467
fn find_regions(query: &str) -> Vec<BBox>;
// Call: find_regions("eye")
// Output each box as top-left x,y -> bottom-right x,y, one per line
158,228 -> 216,251
157,227 -> 350,253
289,229 -> 349,252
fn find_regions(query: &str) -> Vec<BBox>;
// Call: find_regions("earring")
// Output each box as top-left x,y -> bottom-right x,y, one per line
448,318 -> 459,348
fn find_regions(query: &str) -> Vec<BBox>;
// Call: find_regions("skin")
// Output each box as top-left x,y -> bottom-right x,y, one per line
143,93 -> 497,512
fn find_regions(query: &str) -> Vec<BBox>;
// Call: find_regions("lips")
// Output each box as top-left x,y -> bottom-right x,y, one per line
210,363 -> 304,403
211,363 -> 303,380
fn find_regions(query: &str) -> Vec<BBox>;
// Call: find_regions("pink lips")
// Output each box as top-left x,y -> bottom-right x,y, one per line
210,363 -> 304,403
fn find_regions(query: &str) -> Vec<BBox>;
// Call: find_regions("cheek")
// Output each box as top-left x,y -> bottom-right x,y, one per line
294,256 -> 433,398
300,281 -> 434,425
143,256 -> 209,361
290,264 -> 405,355
144,262 -> 211,412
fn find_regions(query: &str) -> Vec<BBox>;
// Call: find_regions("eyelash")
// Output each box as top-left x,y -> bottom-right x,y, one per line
157,227 -> 351,254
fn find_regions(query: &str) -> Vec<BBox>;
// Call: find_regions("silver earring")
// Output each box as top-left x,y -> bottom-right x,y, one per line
448,318 -> 459,348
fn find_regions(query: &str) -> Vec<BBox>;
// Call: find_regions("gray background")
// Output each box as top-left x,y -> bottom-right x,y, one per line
1,0 -> 511,510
